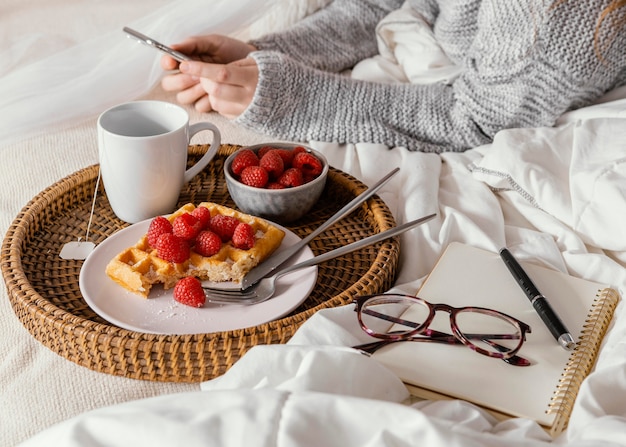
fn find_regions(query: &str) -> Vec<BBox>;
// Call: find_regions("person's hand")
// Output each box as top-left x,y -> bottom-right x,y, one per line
160,34 -> 257,114
177,57 -> 259,118
161,34 -> 256,68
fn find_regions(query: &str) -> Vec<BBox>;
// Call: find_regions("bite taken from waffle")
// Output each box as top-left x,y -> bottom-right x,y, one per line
105,202 -> 285,298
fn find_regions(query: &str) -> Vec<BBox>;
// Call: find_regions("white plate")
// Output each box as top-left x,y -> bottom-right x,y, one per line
79,219 -> 317,335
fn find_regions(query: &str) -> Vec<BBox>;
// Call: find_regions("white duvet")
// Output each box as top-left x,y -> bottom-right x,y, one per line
20,114 -> 626,447
8,1 -> 626,446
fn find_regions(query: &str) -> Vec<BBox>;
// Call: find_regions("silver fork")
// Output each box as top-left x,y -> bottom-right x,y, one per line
203,213 -> 436,305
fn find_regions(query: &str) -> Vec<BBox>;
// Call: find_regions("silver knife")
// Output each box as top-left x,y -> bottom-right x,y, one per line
263,212 -> 438,276
204,213 -> 438,303
239,167 -> 400,290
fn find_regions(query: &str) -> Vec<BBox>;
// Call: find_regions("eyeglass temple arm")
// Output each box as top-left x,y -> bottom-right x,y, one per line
352,337 -> 531,367
361,308 -> 418,329
353,330 -> 496,352
361,309 -> 523,341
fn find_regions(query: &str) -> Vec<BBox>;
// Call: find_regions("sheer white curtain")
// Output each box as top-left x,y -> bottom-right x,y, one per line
0,0 -> 279,147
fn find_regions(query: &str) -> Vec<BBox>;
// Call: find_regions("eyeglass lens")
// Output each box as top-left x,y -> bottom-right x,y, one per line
360,295 -> 523,356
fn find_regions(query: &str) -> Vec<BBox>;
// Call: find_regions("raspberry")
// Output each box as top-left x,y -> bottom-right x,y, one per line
257,146 -> 274,159
232,222 -> 255,249
259,150 -> 284,179
173,277 -> 206,308
172,212 -> 202,241
194,230 -> 222,257
292,146 -> 307,156
209,214 -> 240,242
156,233 -> 190,263
258,147 -> 294,167
293,151 -> 323,177
231,149 -> 259,175
273,149 -> 295,168
147,216 -> 173,248
191,206 -> 211,229
240,165 -> 269,188
302,172 -> 319,184
278,167 -> 304,188
267,182 -> 286,189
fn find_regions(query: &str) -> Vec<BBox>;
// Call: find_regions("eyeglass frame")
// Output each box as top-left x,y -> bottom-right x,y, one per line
353,294 -> 532,360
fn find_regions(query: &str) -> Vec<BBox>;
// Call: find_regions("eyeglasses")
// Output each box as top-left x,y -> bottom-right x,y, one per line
353,294 -> 532,366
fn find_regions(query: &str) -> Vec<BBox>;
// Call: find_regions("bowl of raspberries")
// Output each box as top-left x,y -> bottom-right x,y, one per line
224,143 -> 329,223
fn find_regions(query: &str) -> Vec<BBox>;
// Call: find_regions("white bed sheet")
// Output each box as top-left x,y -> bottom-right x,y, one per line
2,1 -> 626,446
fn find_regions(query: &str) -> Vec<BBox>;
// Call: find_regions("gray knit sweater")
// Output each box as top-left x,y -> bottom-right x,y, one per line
237,0 -> 626,152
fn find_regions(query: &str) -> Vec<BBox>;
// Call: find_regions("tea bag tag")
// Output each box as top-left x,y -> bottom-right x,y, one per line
60,240 -> 96,260
59,167 -> 101,260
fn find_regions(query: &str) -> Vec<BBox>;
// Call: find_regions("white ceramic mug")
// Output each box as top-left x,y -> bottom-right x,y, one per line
98,101 -> 220,223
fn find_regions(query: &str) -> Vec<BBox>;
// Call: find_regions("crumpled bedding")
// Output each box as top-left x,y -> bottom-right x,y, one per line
21,108 -> 626,447
7,1 -> 626,446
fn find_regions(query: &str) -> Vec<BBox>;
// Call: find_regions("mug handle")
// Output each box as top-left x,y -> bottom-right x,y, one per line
183,122 -> 221,183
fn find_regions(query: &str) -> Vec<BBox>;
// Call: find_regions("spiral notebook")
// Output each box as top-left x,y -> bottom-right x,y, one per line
372,242 -> 620,436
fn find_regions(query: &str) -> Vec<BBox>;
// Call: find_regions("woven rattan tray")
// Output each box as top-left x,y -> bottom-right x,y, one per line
2,144 -> 399,383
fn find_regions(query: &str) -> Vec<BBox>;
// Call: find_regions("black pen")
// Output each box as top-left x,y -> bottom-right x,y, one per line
499,248 -> 576,351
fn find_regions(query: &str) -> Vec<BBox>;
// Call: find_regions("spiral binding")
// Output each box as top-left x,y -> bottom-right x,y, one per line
547,288 -> 620,436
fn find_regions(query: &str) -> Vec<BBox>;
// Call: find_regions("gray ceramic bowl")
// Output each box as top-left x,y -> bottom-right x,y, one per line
224,143 -> 329,223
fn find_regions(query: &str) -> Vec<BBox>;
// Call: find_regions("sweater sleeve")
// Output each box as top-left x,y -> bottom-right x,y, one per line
236,1 -> 626,152
249,0 -> 404,73
236,51 -> 479,152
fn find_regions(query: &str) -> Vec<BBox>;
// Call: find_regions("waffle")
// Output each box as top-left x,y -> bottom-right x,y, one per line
105,202 -> 285,297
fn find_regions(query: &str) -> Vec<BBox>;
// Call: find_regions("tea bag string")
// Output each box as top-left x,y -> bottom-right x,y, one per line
83,167 -> 102,244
